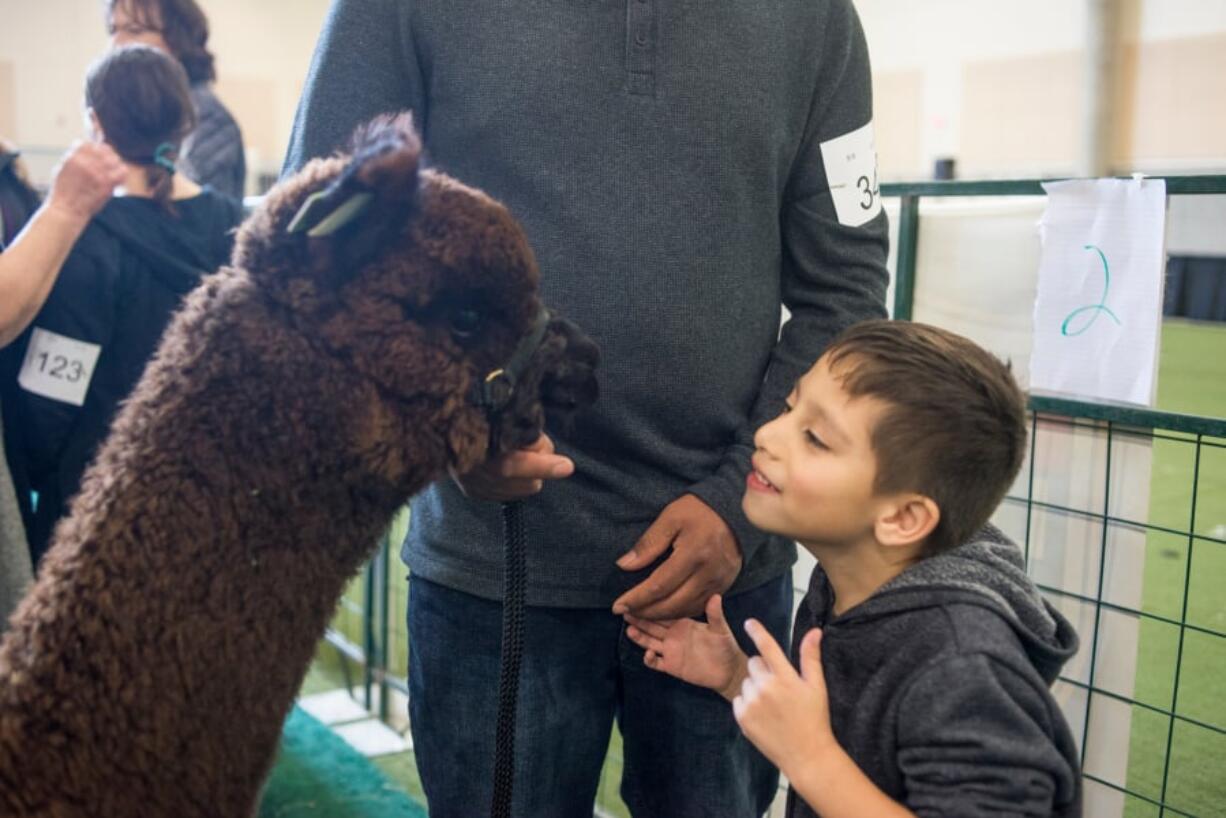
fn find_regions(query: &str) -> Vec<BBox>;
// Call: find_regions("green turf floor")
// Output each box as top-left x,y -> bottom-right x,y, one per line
259,706 -> 426,818
1122,320 -> 1226,818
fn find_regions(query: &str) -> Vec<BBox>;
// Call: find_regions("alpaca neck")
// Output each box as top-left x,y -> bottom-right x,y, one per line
0,272 -> 446,815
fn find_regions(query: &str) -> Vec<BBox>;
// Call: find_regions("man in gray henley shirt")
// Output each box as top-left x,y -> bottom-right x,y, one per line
285,1 -> 889,814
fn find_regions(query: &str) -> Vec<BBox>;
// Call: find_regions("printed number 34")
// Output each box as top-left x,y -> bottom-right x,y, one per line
37,352 -> 84,383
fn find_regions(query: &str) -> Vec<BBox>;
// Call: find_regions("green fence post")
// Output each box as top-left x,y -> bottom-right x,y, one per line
378,533 -> 391,723
893,194 -> 920,320
362,553 -> 376,711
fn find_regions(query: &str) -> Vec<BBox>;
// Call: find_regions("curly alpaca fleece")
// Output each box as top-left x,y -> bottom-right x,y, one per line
0,113 -> 597,818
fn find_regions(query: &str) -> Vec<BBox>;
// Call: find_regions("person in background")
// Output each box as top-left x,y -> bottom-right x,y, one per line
0,143 -> 125,346
0,140 -> 124,626
105,0 -> 246,199
0,142 -> 41,250
1,45 -> 243,568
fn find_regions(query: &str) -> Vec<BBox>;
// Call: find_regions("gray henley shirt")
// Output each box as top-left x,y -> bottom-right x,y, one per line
285,0 -> 890,607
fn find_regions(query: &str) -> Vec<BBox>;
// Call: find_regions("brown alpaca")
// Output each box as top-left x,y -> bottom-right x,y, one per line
0,114 -> 597,817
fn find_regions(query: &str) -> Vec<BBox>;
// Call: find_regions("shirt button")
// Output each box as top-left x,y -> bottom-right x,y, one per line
635,30 -> 649,46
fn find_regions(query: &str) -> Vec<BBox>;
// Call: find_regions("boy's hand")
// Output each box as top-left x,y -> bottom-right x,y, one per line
612,494 -> 742,619
624,594 -> 748,700
734,621 -> 837,776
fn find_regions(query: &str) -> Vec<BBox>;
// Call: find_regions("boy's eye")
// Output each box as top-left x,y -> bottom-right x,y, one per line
805,430 -> 828,450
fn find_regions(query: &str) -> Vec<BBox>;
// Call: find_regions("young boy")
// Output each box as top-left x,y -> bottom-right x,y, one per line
625,320 -> 1082,817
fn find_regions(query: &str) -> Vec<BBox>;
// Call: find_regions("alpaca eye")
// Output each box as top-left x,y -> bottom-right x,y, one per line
449,308 -> 482,339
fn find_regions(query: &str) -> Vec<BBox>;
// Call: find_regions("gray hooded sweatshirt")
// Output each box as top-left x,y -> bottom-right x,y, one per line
787,526 -> 1082,817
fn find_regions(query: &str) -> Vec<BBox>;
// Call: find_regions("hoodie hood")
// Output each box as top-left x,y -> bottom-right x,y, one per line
836,524 -> 1079,684
93,190 -> 242,295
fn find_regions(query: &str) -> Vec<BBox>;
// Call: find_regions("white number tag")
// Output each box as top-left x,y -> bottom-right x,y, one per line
18,327 -> 102,407
819,120 -> 882,228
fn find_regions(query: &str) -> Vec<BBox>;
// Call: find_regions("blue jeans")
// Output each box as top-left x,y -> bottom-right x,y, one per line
407,573 -> 792,818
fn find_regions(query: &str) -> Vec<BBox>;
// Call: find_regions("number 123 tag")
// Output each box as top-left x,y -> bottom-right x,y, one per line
18,327 -> 102,407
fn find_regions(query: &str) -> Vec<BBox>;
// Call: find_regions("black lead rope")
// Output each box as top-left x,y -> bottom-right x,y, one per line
491,500 -> 527,818
458,304 -> 549,818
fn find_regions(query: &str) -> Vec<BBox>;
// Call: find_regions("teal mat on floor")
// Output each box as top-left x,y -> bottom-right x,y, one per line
258,706 -> 426,818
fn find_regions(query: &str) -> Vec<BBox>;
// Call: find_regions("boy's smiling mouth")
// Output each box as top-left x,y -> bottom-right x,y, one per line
747,464 -> 780,493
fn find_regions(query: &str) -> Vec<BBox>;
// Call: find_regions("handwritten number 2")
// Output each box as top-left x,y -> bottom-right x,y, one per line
1061,244 -> 1121,337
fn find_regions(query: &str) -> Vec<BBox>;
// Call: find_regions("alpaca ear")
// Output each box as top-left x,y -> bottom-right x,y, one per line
286,111 -> 423,288
286,188 -> 374,238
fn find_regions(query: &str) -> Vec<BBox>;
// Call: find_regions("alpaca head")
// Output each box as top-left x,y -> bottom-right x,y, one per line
231,112 -> 598,478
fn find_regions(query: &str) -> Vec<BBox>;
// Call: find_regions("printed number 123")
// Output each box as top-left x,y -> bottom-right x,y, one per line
36,352 -> 85,383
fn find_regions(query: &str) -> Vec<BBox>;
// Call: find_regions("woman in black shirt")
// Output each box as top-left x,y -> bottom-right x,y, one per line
2,45 -> 243,565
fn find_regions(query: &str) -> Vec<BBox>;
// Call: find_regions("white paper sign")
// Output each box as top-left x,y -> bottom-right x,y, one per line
18,327 -> 102,407
820,120 -> 882,228
1029,178 -> 1167,406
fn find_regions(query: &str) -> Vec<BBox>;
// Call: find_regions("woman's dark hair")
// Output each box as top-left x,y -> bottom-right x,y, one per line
85,45 -> 196,215
105,0 -> 216,84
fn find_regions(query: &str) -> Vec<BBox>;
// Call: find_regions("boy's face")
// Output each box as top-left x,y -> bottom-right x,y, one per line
743,355 -> 887,549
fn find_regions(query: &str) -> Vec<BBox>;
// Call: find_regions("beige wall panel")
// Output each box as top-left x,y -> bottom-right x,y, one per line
872,69 -> 924,180
213,76 -> 280,164
1117,34 -> 1226,167
0,62 -> 15,140
959,52 -> 1081,177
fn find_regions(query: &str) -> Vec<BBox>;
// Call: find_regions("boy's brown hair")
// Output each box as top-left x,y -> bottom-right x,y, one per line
824,320 -> 1027,555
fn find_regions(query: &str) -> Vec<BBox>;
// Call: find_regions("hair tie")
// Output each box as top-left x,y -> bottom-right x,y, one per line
152,142 -> 177,174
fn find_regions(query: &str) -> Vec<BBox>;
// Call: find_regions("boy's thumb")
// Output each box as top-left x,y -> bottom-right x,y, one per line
799,629 -> 823,683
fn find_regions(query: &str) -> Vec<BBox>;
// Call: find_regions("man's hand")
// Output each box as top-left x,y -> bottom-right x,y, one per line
44,141 -> 125,224
733,621 -> 836,775
449,433 -> 574,502
624,594 -> 748,700
611,494 -> 742,620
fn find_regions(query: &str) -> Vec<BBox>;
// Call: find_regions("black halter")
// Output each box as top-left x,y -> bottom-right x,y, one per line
469,306 -> 551,415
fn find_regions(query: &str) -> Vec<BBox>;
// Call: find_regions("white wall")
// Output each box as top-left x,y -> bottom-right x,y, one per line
4,1 -> 1225,186
0,0 -> 333,188
854,0 -> 1226,179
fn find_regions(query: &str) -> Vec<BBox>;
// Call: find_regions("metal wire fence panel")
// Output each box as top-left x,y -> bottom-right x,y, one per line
994,407 -> 1226,817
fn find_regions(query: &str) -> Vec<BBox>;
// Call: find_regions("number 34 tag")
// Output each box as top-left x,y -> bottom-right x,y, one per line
820,120 -> 882,229
18,327 -> 102,407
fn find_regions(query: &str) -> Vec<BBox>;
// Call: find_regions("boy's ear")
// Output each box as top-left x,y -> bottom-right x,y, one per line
874,494 -> 940,550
